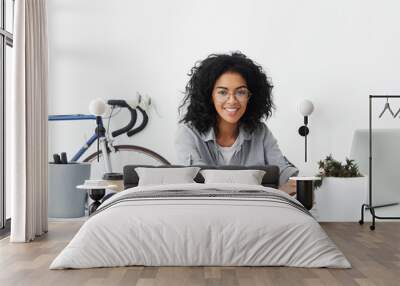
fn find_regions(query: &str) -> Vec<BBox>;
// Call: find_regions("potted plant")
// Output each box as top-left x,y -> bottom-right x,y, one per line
314,155 -> 363,188
313,155 -> 367,222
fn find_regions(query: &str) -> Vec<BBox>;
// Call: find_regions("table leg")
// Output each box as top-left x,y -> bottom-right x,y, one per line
88,189 -> 106,215
296,181 -> 314,210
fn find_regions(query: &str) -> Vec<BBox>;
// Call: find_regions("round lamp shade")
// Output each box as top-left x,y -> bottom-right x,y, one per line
299,100 -> 314,116
89,98 -> 107,116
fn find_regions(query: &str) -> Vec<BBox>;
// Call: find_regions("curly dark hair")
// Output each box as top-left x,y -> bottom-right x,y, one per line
179,52 -> 274,134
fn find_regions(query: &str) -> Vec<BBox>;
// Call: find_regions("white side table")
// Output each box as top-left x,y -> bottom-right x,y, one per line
289,176 -> 321,210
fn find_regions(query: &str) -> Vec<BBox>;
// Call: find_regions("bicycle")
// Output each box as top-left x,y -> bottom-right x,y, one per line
48,96 -> 171,180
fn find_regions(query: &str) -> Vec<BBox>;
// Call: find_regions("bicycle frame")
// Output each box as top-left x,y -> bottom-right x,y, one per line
48,114 -> 103,162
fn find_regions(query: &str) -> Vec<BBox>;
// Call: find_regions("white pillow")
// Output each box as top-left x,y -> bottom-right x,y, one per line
200,169 -> 266,185
135,167 -> 201,186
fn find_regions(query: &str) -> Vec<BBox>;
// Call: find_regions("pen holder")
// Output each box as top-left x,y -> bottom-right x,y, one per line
48,162 -> 91,218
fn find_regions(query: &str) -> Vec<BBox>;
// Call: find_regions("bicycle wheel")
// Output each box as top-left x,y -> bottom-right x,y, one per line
83,145 -> 171,179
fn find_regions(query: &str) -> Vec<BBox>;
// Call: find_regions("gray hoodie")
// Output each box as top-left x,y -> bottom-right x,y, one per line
174,123 -> 299,186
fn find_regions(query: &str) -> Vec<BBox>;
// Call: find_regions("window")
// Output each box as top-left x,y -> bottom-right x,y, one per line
1,0 -> 14,233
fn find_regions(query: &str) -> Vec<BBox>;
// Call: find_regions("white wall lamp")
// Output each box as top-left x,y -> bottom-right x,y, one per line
89,98 -> 107,163
298,100 -> 314,162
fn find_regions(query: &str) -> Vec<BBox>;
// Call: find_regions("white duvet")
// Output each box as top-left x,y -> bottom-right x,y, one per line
50,183 -> 351,269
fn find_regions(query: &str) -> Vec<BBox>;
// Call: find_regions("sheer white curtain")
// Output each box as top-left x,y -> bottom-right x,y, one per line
10,0 -> 48,242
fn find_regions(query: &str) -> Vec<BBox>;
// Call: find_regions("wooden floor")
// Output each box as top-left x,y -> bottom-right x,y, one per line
0,222 -> 399,286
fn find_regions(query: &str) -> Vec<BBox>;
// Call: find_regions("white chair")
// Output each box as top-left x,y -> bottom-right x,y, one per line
350,129 -> 400,208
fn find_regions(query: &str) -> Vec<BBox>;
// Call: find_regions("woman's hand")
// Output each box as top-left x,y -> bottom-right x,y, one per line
279,179 -> 297,196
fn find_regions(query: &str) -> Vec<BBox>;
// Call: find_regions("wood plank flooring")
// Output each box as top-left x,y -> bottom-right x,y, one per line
0,222 -> 399,286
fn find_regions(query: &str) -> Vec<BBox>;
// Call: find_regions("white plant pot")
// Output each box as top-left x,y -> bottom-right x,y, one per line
314,177 -> 368,222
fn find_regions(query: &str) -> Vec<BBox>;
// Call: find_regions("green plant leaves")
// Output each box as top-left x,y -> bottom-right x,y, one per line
314,154 -> 363,189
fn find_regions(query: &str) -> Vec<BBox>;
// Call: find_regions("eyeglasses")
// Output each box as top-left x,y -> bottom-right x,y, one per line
214,88 -> 251,103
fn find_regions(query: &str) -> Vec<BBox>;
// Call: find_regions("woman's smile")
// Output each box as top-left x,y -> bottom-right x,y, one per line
223,106 -> 240,117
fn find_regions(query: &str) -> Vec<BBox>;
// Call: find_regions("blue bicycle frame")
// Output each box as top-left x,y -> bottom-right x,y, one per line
48,114 -> 103,162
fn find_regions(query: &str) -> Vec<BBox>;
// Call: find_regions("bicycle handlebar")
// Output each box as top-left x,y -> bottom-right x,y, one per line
107,99 -> 138,137
107,100 -> 130,108
127,107 -> 148,137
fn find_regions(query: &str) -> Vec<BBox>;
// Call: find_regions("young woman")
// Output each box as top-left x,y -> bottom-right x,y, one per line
175,52 -> 298,191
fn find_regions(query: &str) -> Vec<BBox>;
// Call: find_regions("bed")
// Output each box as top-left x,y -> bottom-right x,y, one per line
50,165 -> 350,269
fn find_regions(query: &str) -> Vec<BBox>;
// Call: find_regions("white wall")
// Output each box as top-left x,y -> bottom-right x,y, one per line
48,0 -> 400,176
